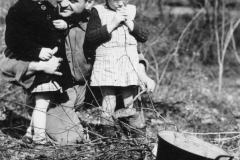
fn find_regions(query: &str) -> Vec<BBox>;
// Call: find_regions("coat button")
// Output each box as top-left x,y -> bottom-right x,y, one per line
47,15 -> 51,20
57,39 -> 61,43
41,5 -> 46,10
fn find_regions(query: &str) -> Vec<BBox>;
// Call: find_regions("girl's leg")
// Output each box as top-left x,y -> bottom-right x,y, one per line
32,92 -> 53,143
120,86 -> 145,129
120,86 -> 135,108
100,87 -> 117,137
101,87 -> 116,124
26,120 -> 33,138
22,120 -> 34,144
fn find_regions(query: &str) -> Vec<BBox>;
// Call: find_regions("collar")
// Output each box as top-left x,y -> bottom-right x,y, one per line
66,9 -> 90,27
104,2 -> 116,11
20,0 -> 48,12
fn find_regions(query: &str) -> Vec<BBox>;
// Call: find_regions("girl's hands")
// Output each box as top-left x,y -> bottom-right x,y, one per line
115,7 -> 127,25
107,7 -> 127,33
39,47 -> 58,61
53,20 -> 68,30
118,7 -> 134,31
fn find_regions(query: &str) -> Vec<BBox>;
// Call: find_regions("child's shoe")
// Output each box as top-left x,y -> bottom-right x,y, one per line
22,135 -> 33,144
32,137 -> 51,149
128,111 -> 146,129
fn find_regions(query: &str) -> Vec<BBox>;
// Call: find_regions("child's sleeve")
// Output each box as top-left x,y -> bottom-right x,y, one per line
130,13 -> 149,43
54,19 -> 70,37
85,8 -> 112,47
5,7 -> 42,60
138,51 -> 149,71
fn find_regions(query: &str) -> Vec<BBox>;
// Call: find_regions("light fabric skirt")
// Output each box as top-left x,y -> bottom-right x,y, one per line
90,48 -> 139,87
31,81 -> 61,93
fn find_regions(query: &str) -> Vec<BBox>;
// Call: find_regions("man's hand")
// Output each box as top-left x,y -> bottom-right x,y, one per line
38,56 -> 63,76
28,55 -> 63,76
138,64 -> 156,93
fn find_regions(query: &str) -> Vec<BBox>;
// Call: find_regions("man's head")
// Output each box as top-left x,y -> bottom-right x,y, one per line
57,0 -> 95,18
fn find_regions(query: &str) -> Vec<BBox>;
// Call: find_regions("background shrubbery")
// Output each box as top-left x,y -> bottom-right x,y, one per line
2,0 -> 240,159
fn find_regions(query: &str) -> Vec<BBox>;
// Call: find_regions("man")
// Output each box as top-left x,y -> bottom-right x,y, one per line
0,0 -> 155,145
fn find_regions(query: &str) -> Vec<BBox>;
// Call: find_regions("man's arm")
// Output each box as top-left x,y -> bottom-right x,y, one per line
0,52 -> 62,90
0,52 -> 33,89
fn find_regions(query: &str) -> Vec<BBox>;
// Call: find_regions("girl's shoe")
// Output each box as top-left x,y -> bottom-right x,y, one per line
33,137 -> 48,144
32,137 -> 51,149
113,108 -> 145,128
33,141 -> 52,149
129,111 -> 146,129
22,135 -> 33,144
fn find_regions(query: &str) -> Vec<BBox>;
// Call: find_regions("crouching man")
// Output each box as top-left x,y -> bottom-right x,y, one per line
0,0 -> 155,145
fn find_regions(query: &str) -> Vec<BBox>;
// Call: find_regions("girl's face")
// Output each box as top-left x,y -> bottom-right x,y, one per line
107,0 -> 129,10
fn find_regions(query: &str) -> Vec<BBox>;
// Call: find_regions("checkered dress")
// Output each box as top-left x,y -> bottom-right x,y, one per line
31,81 -> 61,93
90,4 -> 139,87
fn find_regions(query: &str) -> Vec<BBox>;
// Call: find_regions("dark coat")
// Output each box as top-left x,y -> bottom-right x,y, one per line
4,0 -> 72,91
5,0 -> 65,60
0,10 -> 93,90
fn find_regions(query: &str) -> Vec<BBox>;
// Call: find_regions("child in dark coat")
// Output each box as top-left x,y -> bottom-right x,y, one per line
5,0 -> 71,144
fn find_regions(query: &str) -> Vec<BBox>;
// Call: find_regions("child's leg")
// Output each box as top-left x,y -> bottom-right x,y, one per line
101,87 -> 116,121
32,92 -> 53,143
26,120 -> 33,138
120,86 -> 145,129
120,86 -> 135,108
100,87 -> 117,137
21,120 -> 34,144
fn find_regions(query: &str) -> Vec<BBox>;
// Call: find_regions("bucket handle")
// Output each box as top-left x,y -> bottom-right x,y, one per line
164,122 -> 179,132
215,155 -> 234,160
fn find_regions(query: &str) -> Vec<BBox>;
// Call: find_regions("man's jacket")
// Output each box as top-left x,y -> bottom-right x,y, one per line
65,19 -> 92,84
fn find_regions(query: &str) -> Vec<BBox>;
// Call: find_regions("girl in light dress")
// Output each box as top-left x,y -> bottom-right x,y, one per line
85,0 -> 148,126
